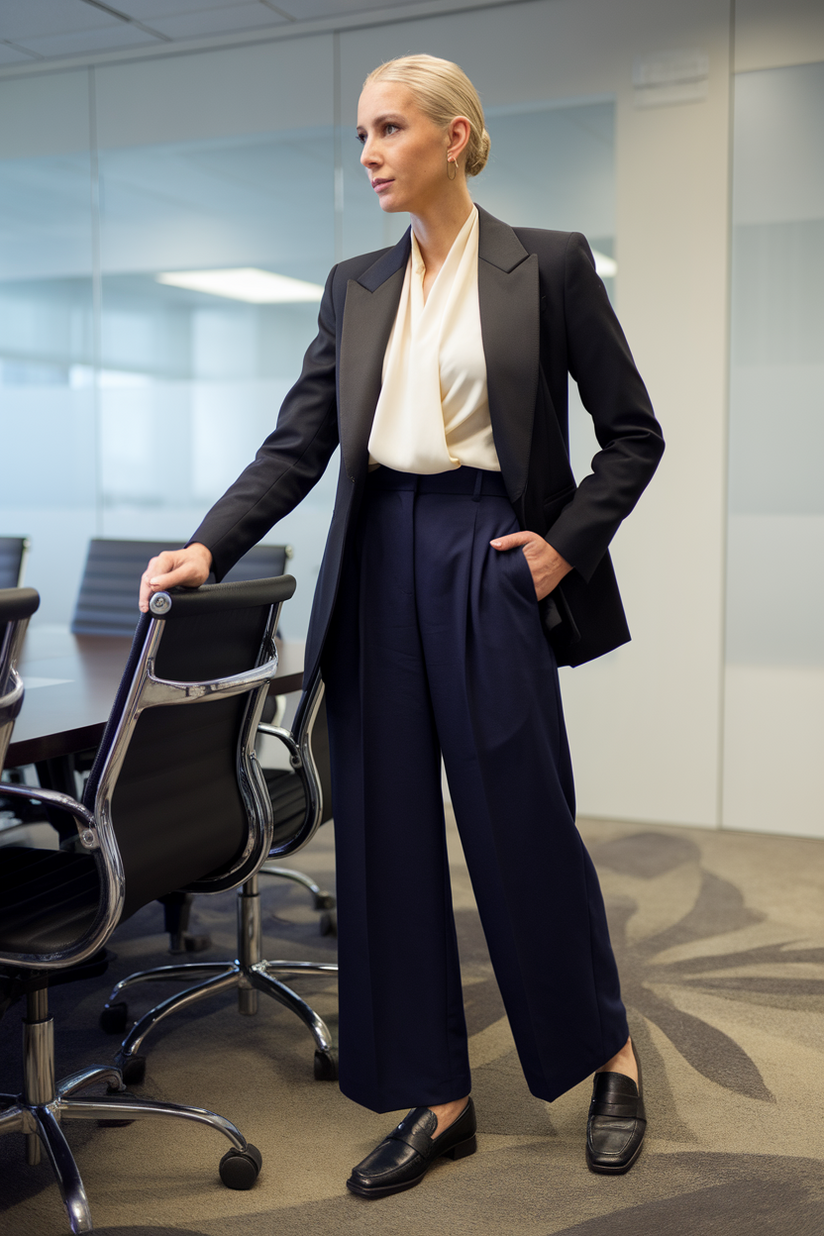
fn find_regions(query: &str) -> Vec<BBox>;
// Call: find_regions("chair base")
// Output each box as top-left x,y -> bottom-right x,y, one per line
259,860 -> 336,909
1,994 -> 260,1234
259,862 -> 337,935
103,875 -> 339,1083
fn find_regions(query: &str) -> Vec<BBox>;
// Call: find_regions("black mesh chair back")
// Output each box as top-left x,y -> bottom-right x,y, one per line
71,539 -> 292,637
222,543 -> 293,585
261,675 -> 333,855
0,538 -> 30,590
71,539 -> 180,636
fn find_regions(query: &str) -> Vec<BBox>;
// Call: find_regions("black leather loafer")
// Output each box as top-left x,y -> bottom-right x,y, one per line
346,1099 -> 477,1198
586,1045 -> 646,1174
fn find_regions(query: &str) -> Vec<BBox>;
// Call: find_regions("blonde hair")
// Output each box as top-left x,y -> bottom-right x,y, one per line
364,54 -> 490,178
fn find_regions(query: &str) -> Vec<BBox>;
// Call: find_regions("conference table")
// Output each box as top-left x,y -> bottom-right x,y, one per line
7,625 -> 306,771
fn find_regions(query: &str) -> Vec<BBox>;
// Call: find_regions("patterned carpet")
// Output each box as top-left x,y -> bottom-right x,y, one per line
2,812 -> 823,1235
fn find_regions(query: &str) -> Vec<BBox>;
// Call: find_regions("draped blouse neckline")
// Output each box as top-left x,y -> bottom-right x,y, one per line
367,204 -> 501,474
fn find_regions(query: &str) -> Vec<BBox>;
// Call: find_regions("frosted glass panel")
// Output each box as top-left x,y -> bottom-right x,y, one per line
727,63 -> 824,665
481,101 -> 615,242
95,124 -> 336,639
0,72 -> 97,625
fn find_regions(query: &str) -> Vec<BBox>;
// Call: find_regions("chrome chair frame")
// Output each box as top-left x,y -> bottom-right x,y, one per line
257,684 -> 336,927
1,580 -> 290,1232
104,671 -> 340,1083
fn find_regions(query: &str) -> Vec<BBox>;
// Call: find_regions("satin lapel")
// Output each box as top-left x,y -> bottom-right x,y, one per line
339,232 -> 410,482
476,206 -> 539,503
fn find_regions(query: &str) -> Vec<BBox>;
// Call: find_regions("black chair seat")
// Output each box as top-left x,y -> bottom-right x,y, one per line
0,848 -> 99,954
264,768 -> 312,847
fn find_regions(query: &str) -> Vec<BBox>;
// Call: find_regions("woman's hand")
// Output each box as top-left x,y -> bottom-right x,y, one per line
490,531 -> 572,601
138,543 -> 213,612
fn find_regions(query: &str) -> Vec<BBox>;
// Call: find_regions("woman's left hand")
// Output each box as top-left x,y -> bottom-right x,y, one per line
490,531 -> 572,601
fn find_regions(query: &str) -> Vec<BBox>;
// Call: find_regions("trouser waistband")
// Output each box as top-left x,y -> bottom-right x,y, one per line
366,465 -> 509,499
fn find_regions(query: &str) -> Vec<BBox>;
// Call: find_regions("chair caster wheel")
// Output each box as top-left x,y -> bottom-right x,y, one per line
219,1142 -> 262,1190
314,1049 -> 337,1081
319,910 -> 337,937
120,1054 -> 146,1086
169,931 -> 212,955
312,892 -> 336,911
100,1001 -> 128,1034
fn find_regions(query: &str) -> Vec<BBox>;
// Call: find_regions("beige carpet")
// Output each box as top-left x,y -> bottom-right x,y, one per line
2,812 -> 823,1235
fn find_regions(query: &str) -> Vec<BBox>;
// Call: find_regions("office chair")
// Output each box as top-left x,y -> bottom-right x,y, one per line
70,537 -> 336,944
0,576 -> 295,1233
100,667 -> 339,1085
0,537 -> 30,590
70,538 -> 294,636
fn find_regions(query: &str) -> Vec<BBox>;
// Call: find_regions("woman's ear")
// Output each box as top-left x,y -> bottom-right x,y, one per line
446,115 -> 472,164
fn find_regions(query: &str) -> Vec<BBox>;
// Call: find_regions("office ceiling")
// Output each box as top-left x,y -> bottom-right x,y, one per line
0,0 -> 512,68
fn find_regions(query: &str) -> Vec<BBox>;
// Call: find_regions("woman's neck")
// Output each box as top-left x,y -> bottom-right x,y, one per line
410,189 -> 475,278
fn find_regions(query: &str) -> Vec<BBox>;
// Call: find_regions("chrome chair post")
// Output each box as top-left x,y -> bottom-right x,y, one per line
23,989 -> 55,1165
23,1016 -> 55,1104
237,875 -> 261,1015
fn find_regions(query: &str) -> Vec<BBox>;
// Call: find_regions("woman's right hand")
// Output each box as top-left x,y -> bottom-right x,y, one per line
138,543 -> 213,612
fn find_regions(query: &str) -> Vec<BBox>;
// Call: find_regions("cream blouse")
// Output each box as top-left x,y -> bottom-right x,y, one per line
367,205 -> 501,474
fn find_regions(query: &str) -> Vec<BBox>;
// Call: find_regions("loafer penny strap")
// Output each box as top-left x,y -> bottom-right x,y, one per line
590,1097 -> 646,1120
389,1125 -> 435,1158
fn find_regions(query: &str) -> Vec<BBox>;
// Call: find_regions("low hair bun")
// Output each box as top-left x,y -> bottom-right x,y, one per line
466,127 -> 491,178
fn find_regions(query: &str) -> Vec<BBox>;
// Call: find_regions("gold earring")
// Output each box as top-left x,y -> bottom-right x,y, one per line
446,155 -> 458,181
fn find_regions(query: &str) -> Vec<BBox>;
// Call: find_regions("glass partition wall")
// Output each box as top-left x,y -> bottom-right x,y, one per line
95,124 -> 337,638
0,72 -> 98,625
723,60 -> 824,836
0,45 -> 615,637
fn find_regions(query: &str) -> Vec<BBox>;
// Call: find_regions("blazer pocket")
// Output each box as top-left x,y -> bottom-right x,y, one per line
542,483 -> 577,530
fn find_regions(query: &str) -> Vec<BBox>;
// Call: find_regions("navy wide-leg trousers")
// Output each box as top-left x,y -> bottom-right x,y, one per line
322,466 -> 628,1114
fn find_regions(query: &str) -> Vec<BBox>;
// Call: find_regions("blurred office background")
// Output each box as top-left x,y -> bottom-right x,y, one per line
1,0 -> 822,838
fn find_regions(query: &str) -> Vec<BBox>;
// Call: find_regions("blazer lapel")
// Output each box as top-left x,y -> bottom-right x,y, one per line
339,231 -> 410,482
476,205 -> 540,503
339,209 -> 540,497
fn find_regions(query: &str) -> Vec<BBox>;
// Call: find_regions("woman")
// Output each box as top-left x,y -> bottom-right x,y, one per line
140,55 -> 664,1195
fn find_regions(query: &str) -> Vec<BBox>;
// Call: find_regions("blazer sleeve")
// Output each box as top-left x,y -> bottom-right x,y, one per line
190,265 -> 342,580
543,232 -> 665,581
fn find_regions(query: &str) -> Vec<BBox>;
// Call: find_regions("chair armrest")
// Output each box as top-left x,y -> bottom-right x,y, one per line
0,782 -> 98,849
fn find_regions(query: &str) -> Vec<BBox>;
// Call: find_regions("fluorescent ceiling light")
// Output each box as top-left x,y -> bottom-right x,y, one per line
591,250 -> 617,278
156,268 -> 324,303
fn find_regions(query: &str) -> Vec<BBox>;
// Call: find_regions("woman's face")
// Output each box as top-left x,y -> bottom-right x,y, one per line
356,79 -> 451,216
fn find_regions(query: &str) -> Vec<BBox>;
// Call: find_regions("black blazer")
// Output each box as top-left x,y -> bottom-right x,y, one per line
192,206 -> 664,682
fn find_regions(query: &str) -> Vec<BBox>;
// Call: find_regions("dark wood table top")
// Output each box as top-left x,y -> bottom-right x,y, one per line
8,627 -> 305,767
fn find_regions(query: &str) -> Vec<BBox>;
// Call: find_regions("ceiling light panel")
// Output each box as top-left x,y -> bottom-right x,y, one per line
156,267 -> 324,302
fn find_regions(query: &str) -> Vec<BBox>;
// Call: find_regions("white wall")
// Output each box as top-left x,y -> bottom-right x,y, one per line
723,3 -> 824,837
